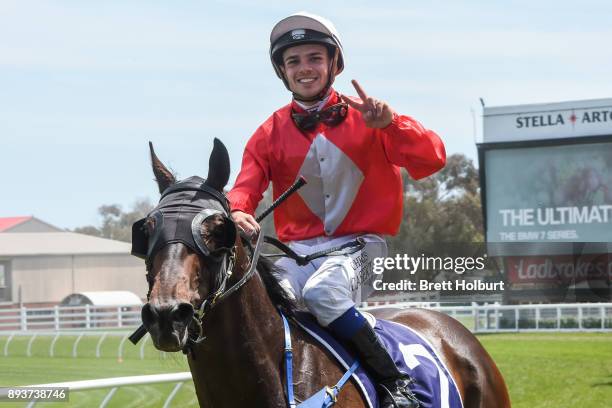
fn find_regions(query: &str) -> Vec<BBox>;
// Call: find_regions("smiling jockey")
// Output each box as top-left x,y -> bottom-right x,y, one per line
228,12 -> 446,408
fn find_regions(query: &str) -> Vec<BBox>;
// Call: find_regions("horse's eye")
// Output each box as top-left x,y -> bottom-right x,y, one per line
199,214 -> 230,252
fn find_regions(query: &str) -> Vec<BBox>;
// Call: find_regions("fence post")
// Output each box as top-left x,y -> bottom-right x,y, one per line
85,305 -> 91,329
601,306 -> 606,330
163,382 -> 184,408
4,333 -> 15,357
578,306 -> 583,330
96,332 -> 108,359
515,308 -> 519,332
535,307 -> 540,330
100,387 -> 118,408
73,333 -> 84,358
49,333 -> 61,358
557,306 -> 561,329
54,306 -> 60,331
20,306 -> 27,331
26,333 -> 38,357
140,333 -> 149,360
118,333 -> 130,360
494,305 -> 499,331
117,307 -> 123,328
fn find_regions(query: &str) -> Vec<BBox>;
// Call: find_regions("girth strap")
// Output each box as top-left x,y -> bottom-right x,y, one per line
281,312 -> 296,408
323,360 -> 361,406
265,237 -> 365,266
280,311 -> 360,408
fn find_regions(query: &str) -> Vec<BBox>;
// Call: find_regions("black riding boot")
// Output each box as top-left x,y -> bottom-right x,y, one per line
346,324 -> 420,408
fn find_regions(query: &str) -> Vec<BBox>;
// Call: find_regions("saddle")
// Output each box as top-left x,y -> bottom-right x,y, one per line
291,312 -> 464,408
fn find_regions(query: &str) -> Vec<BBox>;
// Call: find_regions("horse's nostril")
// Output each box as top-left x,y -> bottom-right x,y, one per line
173,303 -> 194,324
141,303 -> 158,327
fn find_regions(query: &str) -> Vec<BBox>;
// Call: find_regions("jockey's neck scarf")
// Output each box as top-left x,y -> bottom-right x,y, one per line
294,89 -> 332,113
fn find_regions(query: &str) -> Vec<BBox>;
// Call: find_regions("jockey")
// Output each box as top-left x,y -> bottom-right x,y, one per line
228,12 -> 446,408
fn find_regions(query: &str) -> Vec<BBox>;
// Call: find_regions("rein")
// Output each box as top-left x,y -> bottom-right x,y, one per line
187,229 -> 265,346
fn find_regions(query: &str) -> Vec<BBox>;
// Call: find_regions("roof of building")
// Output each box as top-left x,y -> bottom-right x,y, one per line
0,216 -> 32,232
0,216 -> 62,233
60,291 -> 143,306
0,232 -> 132,256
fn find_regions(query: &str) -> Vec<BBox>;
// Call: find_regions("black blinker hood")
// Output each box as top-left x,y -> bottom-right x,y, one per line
131,176 -> 235,261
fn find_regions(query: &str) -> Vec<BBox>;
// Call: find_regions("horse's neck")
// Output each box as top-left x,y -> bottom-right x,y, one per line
189,242 -> 287,407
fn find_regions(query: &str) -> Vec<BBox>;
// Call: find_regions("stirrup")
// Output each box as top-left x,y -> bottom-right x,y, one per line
378,377 -> 420,408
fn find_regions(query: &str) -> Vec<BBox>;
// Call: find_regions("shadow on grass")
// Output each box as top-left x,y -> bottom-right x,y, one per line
591,381 -> 612,387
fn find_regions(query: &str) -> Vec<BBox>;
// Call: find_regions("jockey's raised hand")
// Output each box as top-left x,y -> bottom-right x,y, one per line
341,79 -> 396,129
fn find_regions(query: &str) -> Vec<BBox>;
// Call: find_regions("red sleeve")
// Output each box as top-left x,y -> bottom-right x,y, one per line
377,113 -> 446,180
227,126 -> 271,215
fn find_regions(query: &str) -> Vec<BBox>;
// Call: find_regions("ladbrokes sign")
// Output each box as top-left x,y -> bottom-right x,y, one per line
506,255 -> 612,284
504,254 -> 612,302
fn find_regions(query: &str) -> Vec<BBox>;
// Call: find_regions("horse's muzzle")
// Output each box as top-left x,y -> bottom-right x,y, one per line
141,302 -> 194,351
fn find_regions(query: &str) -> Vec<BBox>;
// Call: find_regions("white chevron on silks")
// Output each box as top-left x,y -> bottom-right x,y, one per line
298,133 -> 364,235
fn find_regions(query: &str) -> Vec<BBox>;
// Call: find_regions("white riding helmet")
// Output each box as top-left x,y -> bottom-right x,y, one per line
269,12 -> 345,101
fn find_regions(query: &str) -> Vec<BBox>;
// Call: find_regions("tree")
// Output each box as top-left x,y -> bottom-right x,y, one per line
386,154 -> 484,280
73,199 -> 154,242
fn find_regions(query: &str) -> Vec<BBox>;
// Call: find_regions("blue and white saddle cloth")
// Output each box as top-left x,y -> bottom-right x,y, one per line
294,312 -> 464,408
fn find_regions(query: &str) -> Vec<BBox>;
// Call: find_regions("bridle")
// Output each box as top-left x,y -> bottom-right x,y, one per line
189,227 -> 264,346
128,175 -> 307,348
131,177 -> 263,347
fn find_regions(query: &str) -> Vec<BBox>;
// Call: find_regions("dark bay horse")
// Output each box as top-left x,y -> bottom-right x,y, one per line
137,139 -> 510,408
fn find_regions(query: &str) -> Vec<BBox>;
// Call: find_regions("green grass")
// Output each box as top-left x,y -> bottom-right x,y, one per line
1,332 -> 611,407
0,356 -> 196,407
0,333 -> 196,407
478,332 -> 612,408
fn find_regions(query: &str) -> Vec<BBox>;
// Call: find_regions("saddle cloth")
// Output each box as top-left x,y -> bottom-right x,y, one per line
293,312 -> 464,408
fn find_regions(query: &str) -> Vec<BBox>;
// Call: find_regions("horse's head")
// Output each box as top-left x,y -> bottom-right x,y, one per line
133,139 -> 237,352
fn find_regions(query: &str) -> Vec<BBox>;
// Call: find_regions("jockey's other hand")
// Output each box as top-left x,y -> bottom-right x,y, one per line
341,79 -> 395,129
231,210 -> 261,237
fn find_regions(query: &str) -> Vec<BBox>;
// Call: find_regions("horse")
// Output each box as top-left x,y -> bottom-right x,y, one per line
136,139 -> 511,408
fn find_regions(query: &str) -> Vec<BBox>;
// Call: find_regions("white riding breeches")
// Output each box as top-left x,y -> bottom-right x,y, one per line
274,234 -> 387,327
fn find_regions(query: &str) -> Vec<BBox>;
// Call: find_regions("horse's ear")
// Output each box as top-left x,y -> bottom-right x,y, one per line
149,142 -> 176,194
205,138 -> 230,192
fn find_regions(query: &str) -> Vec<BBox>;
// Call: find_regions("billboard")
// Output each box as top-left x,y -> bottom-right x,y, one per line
485,142 -> 612,243
481,98 -> 612,302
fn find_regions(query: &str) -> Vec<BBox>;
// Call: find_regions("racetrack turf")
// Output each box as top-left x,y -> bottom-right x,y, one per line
1,332 -> 610,407
478,332 -> 612,408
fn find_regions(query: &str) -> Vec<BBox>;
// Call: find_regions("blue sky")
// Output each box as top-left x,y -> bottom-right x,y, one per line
2,1 -> 612,230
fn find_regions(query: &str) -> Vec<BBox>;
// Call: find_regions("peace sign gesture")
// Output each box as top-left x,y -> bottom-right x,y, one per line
341,80 -> 395,129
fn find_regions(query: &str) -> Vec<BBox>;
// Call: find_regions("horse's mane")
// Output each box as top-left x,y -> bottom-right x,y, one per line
256,256 -> 297,317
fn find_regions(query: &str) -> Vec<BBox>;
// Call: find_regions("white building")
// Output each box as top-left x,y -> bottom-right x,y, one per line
0,231 -> 147,306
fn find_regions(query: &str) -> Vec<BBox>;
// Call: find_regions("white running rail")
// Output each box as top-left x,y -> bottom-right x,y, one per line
0,305 -> 141,332
362,302 -> 612,332
0,372 -> 193,408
